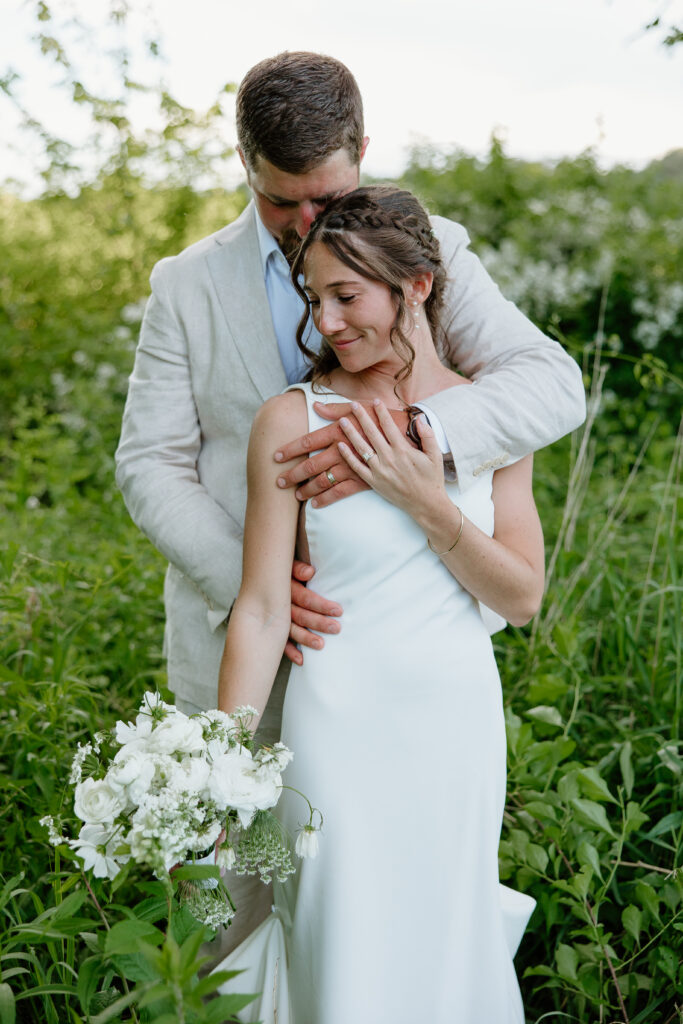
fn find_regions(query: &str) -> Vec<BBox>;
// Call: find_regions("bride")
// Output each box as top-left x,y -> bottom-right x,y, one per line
216,184 -> 545,1023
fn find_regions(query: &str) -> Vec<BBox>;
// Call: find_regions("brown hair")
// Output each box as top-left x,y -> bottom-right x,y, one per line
291,185 -> 446,390
236,52 -> 364,174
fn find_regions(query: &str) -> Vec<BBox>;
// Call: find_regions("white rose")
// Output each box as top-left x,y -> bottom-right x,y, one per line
178,755 -> 211,795
207,749 -> 281,826
108,751 -> 156,806
148,714 -> 205,755
74,777 -> 127,824
114,714 -> 153,751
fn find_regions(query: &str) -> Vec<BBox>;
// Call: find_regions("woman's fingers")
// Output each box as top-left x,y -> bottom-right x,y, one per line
371,399 -> 408,446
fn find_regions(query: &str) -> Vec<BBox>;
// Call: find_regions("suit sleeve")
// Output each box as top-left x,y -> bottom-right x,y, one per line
423,217 -> 586,489
115,259 -> 243,625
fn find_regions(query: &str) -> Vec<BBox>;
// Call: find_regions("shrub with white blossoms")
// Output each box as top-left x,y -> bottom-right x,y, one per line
41,692 -> 320,929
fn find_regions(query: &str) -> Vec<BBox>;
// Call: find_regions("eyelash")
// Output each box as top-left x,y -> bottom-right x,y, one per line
307,295 -> 356,308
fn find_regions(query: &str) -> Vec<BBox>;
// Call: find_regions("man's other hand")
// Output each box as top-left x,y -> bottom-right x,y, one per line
285,561 -> 343,666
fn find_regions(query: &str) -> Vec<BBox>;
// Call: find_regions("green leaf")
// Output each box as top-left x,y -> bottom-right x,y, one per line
619,741 -> 634,798
111,952 -> 159,983
570,798 -> 615,836
571,865 -> 593,899
558,770 -> 580,802
15,984 -> 78,999
622,904 -> 642,945
577,766 -> 617,803
171,863 -> 220,883
555,942 -> 579,981
76,956 -> 102,1014
0,983 -> 16,1024
624,801 -> 649,834
52,889 -> 88,921
524,800 -> 557,823
657,743 -> 683,775
201,993 -> 258,1022
526,674 -> 569,704
104,919 -> 164,957
645,810 -> 683,839
171,904 -> 205,947
577,840 -> 603,881
524,705 -> 564,729
635,881 -> 661,923
526,843 -> 549,873
90,986 -> 141,1024
657,945 -> 677,982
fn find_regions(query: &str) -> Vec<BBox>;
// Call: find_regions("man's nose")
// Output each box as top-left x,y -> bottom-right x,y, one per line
295,201 -> 321,238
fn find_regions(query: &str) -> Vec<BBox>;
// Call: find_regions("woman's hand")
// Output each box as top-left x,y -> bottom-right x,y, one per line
337,400 -> 449,523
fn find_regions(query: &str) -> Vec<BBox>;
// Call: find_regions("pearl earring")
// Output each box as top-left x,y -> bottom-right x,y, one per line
412,301 -> 420,325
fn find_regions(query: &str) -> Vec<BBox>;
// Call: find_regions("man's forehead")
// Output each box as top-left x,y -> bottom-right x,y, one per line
249,150 -> 359,203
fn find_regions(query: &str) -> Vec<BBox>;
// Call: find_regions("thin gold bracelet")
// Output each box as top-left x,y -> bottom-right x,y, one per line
427,505 -> 465,556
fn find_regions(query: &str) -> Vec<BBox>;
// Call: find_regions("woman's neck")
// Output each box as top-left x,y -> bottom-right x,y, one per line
324,344 -> 468,408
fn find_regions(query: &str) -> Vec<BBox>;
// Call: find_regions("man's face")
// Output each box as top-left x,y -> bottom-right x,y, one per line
240,144 -> 367,254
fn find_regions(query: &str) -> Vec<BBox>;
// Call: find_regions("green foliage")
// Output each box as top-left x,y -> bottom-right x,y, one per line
1,26 -> 682,1016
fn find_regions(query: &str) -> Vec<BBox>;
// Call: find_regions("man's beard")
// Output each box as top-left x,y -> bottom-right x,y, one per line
279,228 -> 304,266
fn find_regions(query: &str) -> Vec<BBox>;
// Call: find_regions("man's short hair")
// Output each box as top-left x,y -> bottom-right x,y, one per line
236,52 -> 364,174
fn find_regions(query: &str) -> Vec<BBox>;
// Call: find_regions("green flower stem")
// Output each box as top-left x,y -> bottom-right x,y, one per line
279,784 -> 324,830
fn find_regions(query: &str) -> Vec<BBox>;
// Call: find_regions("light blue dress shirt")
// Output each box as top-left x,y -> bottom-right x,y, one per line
254,210 -> 323,385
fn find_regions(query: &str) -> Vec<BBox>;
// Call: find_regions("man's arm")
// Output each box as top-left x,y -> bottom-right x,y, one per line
115,260 -> 243,620
425,217 -> 586,488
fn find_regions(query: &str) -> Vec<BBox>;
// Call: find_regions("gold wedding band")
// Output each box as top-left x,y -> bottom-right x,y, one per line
362,450 -> 376,463
326,470 -> 337,485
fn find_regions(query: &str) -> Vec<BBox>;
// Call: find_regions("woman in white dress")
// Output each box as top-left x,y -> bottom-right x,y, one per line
217,185 -> 545,1023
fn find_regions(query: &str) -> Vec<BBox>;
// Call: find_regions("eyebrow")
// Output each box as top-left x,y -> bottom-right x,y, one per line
262,188 -> 341,206
304,280 -> 359,293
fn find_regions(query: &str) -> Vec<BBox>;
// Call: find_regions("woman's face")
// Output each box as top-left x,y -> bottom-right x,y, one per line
303,242 -> 399,374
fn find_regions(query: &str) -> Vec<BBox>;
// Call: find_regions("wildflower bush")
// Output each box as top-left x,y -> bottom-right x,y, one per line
1,64 -> 682,1021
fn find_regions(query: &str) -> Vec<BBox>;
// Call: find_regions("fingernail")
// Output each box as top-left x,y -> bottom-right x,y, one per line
295,490 -> 303,500
372,398 -> 381,406
328,623 -> 341,634
351,401 -> 359,411
330,604 -> 343,615
275,451 -> 284,462
340,417 -> 348,427
277,477 -> 286,488
313,638 -> 323,649
311,499 -> 319,508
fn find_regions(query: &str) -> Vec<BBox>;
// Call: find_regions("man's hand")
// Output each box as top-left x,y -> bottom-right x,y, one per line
275,401 -> 410,508
285,560 -> 343,666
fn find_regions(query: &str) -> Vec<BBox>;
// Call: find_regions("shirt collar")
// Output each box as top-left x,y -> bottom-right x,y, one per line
254,206 -> 287,276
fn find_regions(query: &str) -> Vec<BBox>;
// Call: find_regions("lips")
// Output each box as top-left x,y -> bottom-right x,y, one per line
330,336 -> 360,349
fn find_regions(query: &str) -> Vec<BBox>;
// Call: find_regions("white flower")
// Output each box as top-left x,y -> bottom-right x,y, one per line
74,777 -> 127,824
68,742 -> 93,785
108,750 -> 157,805
253,742 -> 294,781
178,755 -> 211,794
148,715 -> 205,756
70,824 -> 126,879
115,714 -> 153,750
208,748 -> 281,826
216,844 -> 236,871
295,827 -> 319,859
40,815 -> 66,846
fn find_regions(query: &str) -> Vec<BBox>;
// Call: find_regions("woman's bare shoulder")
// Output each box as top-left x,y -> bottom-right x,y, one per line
249,389 -> 309,454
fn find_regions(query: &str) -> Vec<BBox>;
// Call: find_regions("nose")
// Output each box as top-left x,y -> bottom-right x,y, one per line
317,299 -> 346,336
295,201 -> 322,238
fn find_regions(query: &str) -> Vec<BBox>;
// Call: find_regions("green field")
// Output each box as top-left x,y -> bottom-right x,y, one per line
1,140 -> 682,1022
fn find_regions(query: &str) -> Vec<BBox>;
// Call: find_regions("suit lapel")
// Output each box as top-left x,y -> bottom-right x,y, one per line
206,203 -> 288,401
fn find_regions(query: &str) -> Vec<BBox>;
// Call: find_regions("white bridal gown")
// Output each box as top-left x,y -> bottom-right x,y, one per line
216,383 -> 534,1024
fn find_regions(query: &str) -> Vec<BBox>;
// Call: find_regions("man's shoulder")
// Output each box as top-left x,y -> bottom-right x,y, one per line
152,202 -> 256,279
429,214 -> 470,248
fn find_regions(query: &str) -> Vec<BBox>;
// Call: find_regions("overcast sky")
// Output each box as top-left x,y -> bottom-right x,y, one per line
1,0 -> 681,192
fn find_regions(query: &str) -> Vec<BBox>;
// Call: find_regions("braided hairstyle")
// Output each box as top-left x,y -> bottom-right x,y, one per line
291,185 -> 446,391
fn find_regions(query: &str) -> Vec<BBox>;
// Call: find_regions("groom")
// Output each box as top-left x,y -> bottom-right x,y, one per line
115,51 -> 585,949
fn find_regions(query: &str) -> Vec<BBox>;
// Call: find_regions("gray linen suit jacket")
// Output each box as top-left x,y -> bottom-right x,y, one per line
115,201 -> 585,714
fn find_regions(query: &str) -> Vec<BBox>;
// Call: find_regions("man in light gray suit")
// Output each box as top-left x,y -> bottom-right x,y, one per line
115,51 -> 585,950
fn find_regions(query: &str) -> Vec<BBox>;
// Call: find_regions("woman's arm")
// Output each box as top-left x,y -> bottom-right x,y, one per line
217,392 -> 306,723
338,401 -> 545,628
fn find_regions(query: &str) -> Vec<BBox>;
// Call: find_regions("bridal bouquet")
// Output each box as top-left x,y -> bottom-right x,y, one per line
42,692 -> 320,929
